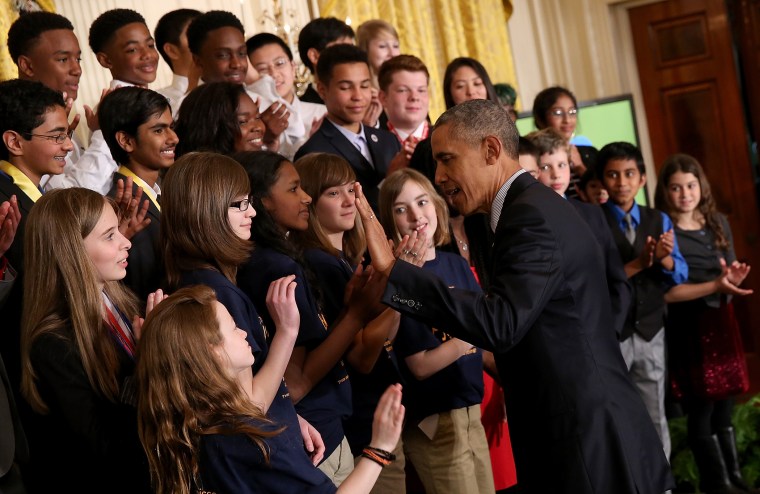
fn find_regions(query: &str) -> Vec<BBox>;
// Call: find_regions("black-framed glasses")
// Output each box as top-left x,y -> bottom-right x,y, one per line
229,196 -> 253,211
547,108 -> 578,119
24,130 -> 74,145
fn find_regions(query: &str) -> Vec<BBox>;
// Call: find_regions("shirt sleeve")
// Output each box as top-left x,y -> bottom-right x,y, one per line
44,130 -> 118,195
660,212 -> 689,285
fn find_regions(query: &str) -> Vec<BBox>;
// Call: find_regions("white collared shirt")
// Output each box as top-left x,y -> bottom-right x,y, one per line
157,74 -> 189,118
490,168 -> 527,232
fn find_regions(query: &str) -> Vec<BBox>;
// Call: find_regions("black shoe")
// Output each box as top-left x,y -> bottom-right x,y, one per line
716,427 -> 760,493
690,435 -> 746,494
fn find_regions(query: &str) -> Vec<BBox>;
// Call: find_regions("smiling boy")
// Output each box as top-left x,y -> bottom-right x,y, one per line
99,87 -> 176,300
294,44 -> 401,210
598,141 -> 688,458
8,11 -> 118,194
89,9 -> 160,88
0,79 -> 72,392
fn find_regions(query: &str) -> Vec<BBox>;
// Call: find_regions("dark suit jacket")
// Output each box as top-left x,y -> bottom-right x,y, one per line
569,198 -> 632,336
383,173 -> 673,494
107,173 -> 163,302
294,120 -> 400,211
0,176 -> 36,398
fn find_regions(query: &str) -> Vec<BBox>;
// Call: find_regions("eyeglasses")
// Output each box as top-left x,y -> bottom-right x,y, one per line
24,130 -> 74,145
229,196 -> 253,211
253,57 -> 291,76
547,108 -> 578,119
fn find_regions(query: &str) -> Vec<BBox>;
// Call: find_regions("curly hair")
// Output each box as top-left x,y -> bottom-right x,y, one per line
186,10 -> 244,56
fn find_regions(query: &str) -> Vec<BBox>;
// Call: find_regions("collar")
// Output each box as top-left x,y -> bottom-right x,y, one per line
490,168 -> 527,232
605,201 -> 640,227
328,118 -> 367,145
170,74 -> 189,92
387,120 -> 429,143
109,80 -> 137,90
0,160 -> 43,202
118,166 -> 160,212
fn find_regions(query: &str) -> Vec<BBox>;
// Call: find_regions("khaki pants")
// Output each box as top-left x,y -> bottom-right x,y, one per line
354,440 -> 406,494
403,405 -> 495,494
317,436 -> 354,486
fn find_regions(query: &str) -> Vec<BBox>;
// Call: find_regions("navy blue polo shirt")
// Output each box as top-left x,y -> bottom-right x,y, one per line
238,247 -> 352,459
394,251 -> 484,422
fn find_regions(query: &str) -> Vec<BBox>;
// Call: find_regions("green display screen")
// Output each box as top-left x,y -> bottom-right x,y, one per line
516,94 -> 648,205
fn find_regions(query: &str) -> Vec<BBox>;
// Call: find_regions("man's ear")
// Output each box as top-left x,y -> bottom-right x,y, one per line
95,51 -> 112,69
3,131 -> 24,157
639,173 -> 647,188
192,53 -> 204,71
16,55 -> 34,78
483,135 -> 502,165
115,130 -> 136,153
307,48 -> 319,70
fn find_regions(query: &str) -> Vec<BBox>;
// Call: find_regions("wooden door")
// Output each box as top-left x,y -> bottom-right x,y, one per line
629,0 -> 760,394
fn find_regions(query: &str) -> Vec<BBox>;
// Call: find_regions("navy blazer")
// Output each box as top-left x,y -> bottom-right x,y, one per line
383,172 -> 673,494
294,120 -> 400,210
0,177 -> 36,397
569,198 -> 632,336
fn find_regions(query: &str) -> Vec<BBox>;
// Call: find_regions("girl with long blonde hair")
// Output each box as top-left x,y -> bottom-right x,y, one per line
20,187 -> 157,493
138,285 -> 405,494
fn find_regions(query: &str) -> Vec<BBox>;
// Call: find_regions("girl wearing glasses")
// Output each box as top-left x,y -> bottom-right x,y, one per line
532,86 -> 593,199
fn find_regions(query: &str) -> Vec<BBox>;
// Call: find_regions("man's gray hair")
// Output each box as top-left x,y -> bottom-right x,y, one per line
433,99 -> 519,159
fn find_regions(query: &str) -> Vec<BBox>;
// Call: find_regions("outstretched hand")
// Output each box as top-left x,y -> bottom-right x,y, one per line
354,182 -> 396,276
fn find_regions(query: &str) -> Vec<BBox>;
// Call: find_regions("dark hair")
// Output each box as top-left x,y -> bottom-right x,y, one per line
8,12 -> 74,63
154,9 -> 201,69
174,82 -> 247,157
377,54 -> 429,92
578,168 -> 600,191
246,32 -> 293,60
596,141 -> 645,176
232,151 -> 303,261
518,136 -> 539,162
99,87 -> 172,165
575,145 -> 598,171
89,9 -> 146,53
655,154 -> 729,250
442,57 -> 499,110
532,86 -> 577,130
494,83 -> 517,107
298,17 -> 355,72
0,79 -> 65,161
186,10 -> 244,56
315,44 -> 368,86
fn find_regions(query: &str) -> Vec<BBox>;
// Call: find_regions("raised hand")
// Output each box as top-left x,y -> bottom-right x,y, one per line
369,384 -> 405,452
265,275 -> 299,338
638,236 -> 656,269
654,229 -> 674,260
83,88 -> 113,132
0,196 -> 22,258
62,91 -> 81,138
115,178 -> 151,240
354,182 -> 396,276
261,101 -> 290,147
132,289 -> 167,341
393,230 -> 428,267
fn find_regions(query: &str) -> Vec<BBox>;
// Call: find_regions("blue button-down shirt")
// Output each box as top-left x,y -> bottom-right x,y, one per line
605,202 -> 688,285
